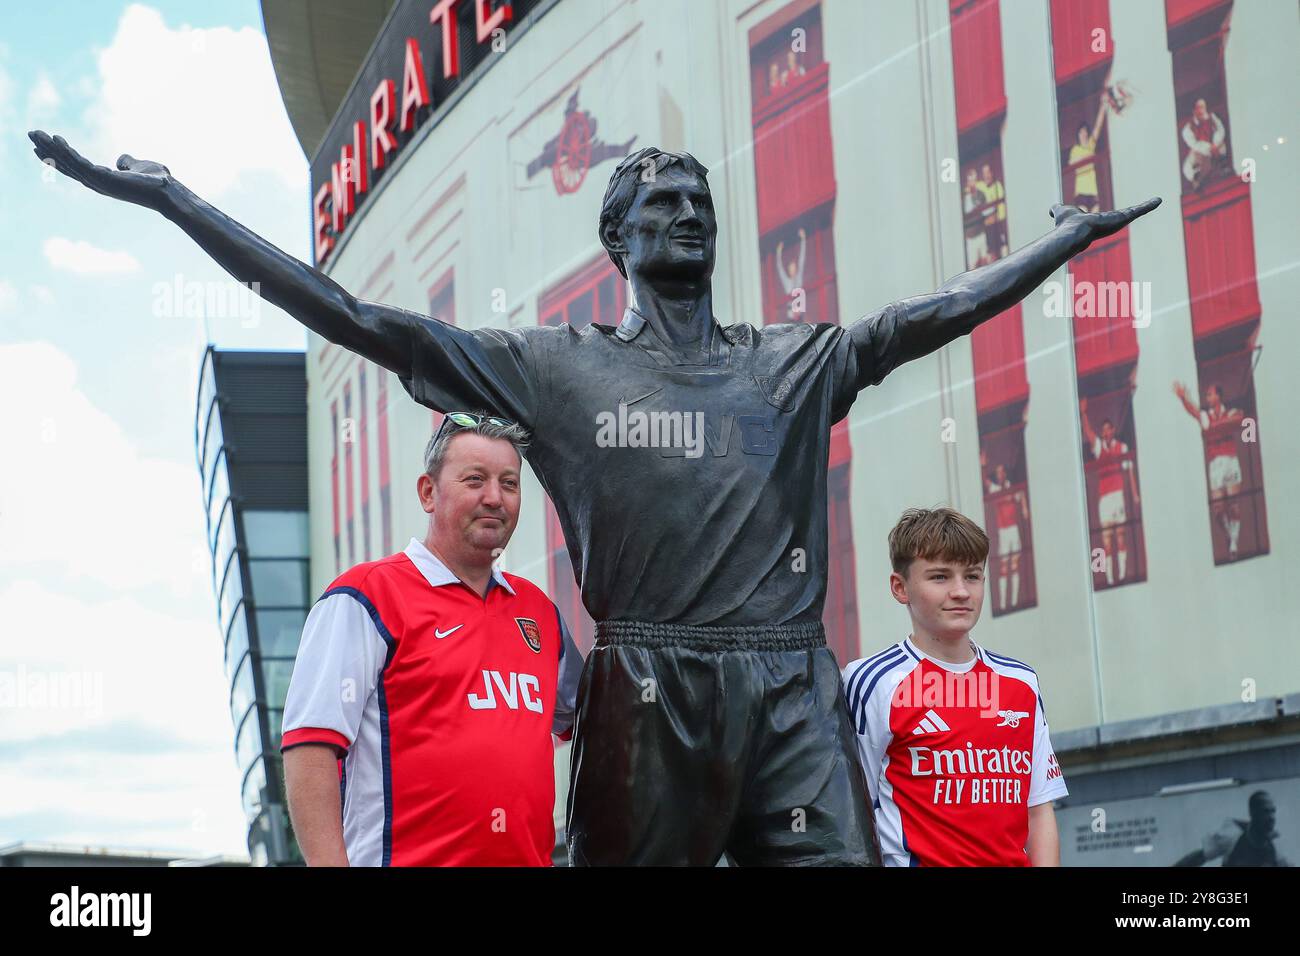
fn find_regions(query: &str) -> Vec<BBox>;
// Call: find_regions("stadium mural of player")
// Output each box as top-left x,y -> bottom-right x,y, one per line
1078,394 -> 1143,588
524,88 -> 637,196
1166,0 -> 1269,565
1180,97 -> 1230,192
748,5 -> 860,663
1059,780 -> 1297,866
1173,378 -> 1258,563
957,149 -> 1038,615
1175,791 -> 1291,868
981,451 -> 1028,614
1051,49 -> 1149,591
30,123 -> 1157,865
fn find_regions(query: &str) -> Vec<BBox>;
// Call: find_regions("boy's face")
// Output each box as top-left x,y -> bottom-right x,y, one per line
891,557 -> 985,640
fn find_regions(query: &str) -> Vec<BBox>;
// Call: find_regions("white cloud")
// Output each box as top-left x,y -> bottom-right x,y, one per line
0,345 -> 249,857
42,237 -> 140,275
29,285 -> 55,307
0,279 -> 16,313
26,73 -> 59,119
83,4 -> 306,199
0,342 -> 206,596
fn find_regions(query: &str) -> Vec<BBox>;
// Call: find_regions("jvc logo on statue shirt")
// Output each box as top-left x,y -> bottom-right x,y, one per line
594,406 -> 778,458
467,670 -> 543,713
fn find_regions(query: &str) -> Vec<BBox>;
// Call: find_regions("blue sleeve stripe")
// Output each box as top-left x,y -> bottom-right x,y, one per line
322,586 -> 398,670
846,651 -> 905,735
984,649 -> 1035,675
850,650 -> 906,719
845,647 -> 903,717
858,656 -> 906,734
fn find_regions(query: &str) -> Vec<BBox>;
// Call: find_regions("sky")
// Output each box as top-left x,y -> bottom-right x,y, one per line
1,2 -> 318,859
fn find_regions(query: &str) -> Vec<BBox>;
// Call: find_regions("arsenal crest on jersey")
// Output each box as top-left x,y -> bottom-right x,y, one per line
515,617 -> 542,653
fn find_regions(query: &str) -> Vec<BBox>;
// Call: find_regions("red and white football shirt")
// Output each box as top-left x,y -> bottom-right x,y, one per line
842,637 -> 1067,866
1092,436 -> 1130,498
281,538 -> 583,866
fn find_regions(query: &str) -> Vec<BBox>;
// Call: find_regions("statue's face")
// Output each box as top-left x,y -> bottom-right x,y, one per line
618,165 -> 716,284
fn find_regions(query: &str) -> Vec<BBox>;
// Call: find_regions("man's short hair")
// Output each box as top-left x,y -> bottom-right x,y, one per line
889,507 -> 989,578
598,146 -> 711,279
423,413 -> 531,482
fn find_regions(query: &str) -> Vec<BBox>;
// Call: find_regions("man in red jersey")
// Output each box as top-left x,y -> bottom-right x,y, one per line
281,413 -> 582,866
842,508 -> 1067,866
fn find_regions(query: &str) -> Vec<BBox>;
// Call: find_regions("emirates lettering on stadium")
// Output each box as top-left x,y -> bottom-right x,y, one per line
313,0 -> 520,265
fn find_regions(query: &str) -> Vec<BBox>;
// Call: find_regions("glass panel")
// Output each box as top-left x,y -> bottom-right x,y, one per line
225,613 -> 249,676
213,501 -> 237,578
256,610 -> 307,658
235,705 -> 262,772
267,708 -> 284,750
207,453 -> 229,535
196,353 -> 216,454
242,759 -> 267,819
248,559 -> 309,607
229,652 -> 256,728
261,661 -> 294,710
242,511 -> 310,557
219,558 -> 244,635
202,408 -> 224,494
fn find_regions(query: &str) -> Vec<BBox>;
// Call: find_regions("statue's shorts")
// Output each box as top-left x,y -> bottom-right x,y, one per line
565,620 -> 881,866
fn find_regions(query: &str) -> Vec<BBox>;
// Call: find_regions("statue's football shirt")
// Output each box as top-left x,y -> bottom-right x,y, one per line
398,304 -> 904,627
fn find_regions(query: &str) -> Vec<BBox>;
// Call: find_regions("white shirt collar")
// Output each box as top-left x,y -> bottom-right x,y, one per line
904,634 -> 980,673
403,537 -> 516,596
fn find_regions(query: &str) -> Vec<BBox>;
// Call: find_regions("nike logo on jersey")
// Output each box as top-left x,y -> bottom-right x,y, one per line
910,709 -> 951,735
435,625 -> 464,640
617,386 -> 663,407
994,709 -> 1030,727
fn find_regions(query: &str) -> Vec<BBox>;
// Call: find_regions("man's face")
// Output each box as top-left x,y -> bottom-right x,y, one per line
420,433 -> 521,557
1101,420 -> 1116,441
1194,98 -> 1208,120
616,165 -> 716,284
1252,795 -> 1277,833
994,464 -> 1007,484
892,557 -> 985,640
982,164 -> 993,182
1205,384 -> 1221,407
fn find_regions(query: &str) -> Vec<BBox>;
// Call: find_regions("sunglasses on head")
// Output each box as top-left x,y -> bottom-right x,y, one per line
432,411 -> 519,444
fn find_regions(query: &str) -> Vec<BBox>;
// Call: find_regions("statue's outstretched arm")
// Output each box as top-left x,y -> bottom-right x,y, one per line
845,199 -> 1160,388
29,130 -> 414,378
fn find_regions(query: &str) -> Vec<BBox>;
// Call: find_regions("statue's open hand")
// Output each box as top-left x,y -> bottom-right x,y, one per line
1051,197 -> 1161,244
29,130 -> 174,211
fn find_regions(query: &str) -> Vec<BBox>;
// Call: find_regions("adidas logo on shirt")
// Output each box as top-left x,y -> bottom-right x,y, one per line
910,709 -> 951,736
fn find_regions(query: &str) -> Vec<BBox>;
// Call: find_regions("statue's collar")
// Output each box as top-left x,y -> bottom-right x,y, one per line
615,306 -> 646,342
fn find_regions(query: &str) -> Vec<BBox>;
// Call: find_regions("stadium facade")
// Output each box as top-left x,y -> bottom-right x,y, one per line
259,0 -> 1300,864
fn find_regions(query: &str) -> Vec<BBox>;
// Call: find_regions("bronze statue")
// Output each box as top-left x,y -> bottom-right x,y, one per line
29,130 -> 1158,866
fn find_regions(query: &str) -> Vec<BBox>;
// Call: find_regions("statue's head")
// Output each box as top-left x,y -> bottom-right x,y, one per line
599,147 -> 715,286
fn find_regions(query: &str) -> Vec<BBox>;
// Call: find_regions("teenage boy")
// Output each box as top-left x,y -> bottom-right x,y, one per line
842,507 -> 1068,866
